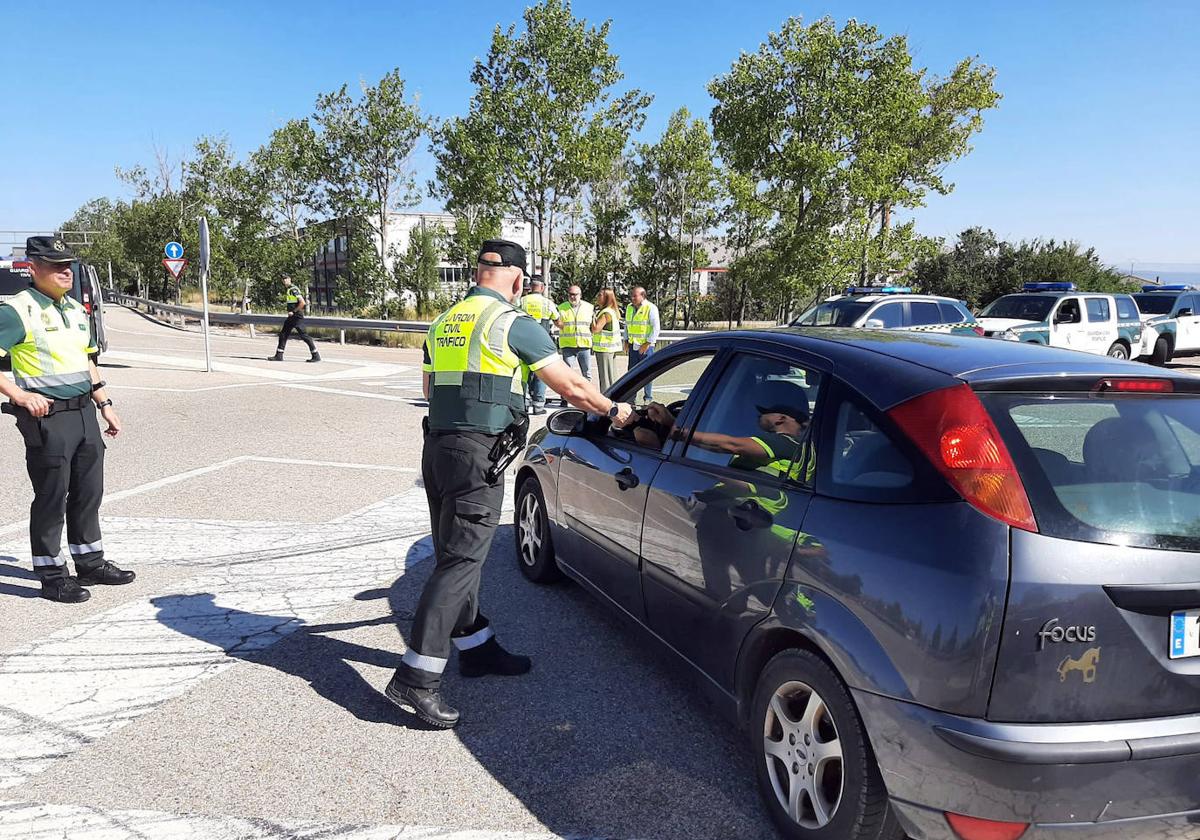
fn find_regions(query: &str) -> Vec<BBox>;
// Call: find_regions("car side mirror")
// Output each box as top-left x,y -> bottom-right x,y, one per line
1055,311 -> 1079,325
1179,308 -> 1193,318
864,318 -> 886,330
547,408 -> 586,436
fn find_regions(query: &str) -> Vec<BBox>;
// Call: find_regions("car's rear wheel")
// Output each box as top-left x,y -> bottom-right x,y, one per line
1150,336 -> 1172,366
515,476 -> 562,583
751,650 -> 902,840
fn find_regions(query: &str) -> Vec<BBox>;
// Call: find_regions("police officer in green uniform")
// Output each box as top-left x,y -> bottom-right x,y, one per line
269,276 -> 320,362
0,237 -> 134,603
384,240 -> 635,728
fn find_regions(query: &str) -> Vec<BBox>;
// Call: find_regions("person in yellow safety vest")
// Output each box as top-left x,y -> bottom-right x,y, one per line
0,236 -> 133,604
590,287 -> 623,392
519,276 -> 557,414
624,286 -> 660,404
557,285 -> 594,383
269,276 -> 320,363
382,239 -> 636,729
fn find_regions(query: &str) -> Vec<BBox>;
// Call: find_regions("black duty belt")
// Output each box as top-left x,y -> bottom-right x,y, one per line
2,394 -> 91,417
425,428 -> 500,443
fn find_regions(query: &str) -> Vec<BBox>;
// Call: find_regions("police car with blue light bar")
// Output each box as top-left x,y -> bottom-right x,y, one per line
978,282 -> 1147,361
792,286 -> 983,335
1129,284 -> 1200,365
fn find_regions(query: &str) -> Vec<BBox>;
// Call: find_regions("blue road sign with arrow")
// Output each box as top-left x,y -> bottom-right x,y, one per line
164,241 -> 184,260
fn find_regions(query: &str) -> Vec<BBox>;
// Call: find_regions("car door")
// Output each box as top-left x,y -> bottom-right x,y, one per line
1049,297 -> 1084,349
908,300 -> 943,332
1175,294 -> 1200,352
555,350 -> 721,621
640,350 -> 823,689
1083,297 -> 1114,354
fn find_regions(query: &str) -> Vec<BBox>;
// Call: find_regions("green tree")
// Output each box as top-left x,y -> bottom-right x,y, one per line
631,107 -> 719,326
440,0 -> 650,280
315,69 -> 426,306
708,16 -> 999,309
394,220 -> 445,317
431,116 -> 506,277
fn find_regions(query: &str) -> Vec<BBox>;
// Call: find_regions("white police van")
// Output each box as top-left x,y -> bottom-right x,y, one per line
978,282 -> 1144,359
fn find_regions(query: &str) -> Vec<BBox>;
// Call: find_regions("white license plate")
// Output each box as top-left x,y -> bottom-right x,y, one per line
1169,610 -> 1200,659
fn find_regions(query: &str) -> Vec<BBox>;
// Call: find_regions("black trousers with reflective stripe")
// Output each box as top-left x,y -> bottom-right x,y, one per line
15,406 -> 106,580
277,312 -> 316,353
395,432 -> 503,689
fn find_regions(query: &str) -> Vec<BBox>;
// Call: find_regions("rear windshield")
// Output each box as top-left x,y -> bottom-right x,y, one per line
1132,294 -> 1177,315
979,295 -> 1055,322
984,392 -> 1200,550
793,299 -> 871,327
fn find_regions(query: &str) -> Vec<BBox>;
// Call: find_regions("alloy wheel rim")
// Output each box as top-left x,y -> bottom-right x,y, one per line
763,680 -> 844,829
518,492 -> 542,567
1110,346 -> 1127,359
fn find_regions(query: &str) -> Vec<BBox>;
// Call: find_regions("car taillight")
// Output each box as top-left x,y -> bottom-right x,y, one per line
889,383 -> 1037,532
944,813 -> 1028,840
972,325 -> 985,336
1093,378 -> 1173,393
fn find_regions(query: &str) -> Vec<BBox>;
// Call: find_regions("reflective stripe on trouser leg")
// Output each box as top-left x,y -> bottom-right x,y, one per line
33,554 -> 66,568
400,649 -> 449,674
452,616 -> 494,651
68,541 -> 103,555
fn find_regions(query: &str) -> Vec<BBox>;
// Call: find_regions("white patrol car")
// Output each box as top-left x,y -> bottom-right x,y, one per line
1129,285 -> 1200,365
978,282 -> 1144,360
792,286 -> 983,335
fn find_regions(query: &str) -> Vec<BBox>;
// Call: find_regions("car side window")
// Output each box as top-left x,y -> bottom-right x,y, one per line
1057,298 -> 1081,322
1085,298 -> 1111,322
612,352 -> 718,449
939,301 -> 968,324
1179,295 -> 1197,316
680,354 -> 820,485
909,301 -> 942,326
1115,296 -> 1138,321
871,302 -> 904,328
830,402 -> 915,491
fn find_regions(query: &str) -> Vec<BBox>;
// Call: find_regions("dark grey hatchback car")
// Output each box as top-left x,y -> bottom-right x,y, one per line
513,328 -> 1200,840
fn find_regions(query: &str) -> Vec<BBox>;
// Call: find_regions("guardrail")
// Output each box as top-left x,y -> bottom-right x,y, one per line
105,291 -> 710,344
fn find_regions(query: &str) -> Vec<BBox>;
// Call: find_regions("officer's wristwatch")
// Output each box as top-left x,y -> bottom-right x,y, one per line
96,399 -> 113,409
607,402 -> 620,419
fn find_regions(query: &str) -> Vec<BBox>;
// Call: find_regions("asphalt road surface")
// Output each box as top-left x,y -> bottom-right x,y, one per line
0,307 -> 777,840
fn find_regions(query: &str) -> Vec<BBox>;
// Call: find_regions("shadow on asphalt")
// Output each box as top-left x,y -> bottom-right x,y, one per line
0,558 -> 41,599
150,528 -> 777,839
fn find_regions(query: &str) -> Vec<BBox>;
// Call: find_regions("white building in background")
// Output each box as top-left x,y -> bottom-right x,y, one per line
308,212 -> 533,309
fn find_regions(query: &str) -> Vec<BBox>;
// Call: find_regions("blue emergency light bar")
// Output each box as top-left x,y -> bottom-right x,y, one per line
1023,282 -> 1076,292
1142,284 -> 1192,292
843,285 -> 911,296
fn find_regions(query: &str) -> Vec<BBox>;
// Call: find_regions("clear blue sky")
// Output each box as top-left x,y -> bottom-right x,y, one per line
3,0 -> 1197,269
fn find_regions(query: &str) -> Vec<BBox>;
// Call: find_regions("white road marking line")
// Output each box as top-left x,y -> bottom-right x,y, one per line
0,457 -> 419,538
0,488 -> 433,790
277,383 -> 419,402
0,801 -> 593,839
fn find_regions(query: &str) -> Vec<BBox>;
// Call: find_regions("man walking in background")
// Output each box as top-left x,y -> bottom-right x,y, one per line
557,285 -> 594,382
269,276 -> 321,363
624,286 -> 660,403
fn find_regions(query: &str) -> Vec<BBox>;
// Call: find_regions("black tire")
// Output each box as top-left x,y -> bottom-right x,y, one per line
1150,336 -> 1171,366
1107,341 -> 1130,360
514,476 -> 562,583
750,650 -> 902,840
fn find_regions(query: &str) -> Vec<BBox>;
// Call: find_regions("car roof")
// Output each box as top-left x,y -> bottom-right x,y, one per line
666,327 -> 1184,410
834,293 -> 961,304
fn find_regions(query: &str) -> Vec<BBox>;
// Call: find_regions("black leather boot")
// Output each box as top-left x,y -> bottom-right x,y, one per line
384,675 -> 460,728
459,638 -> 532,678
41,576 -> 91,603
268,351 -> 284,361
77,561 -> 136,586
307,352 -> 321,363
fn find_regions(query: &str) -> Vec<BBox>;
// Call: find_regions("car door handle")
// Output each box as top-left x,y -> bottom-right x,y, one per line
615,467 -> 639,491
730,499 -> 771,530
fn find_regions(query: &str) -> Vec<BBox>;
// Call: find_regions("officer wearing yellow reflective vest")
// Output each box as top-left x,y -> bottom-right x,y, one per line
518,276 -> 556,414
0,237 -> 133,604
556,285 -> 594,382
384,239 -> 635,729
624,286 -> 660,403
